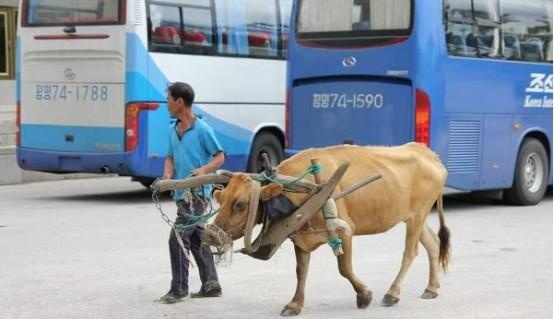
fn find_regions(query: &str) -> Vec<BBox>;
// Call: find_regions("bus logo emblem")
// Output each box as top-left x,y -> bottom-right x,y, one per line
342,56 -> 357,67
64,68 -> 76,81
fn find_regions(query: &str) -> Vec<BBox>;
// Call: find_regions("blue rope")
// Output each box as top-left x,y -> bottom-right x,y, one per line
256,163 -> 323,185
328,238 -> 343,251
175,209 -> 220,232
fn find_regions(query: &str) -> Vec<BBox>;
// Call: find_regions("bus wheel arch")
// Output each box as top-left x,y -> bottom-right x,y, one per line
504,132 -> 550,205
525,131 -> 551,174
247,128 -> 284,173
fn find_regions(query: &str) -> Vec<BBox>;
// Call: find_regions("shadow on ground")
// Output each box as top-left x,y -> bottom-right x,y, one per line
36,181 -> 553,210
41,189 -> 172,204
442,186 -> 552,212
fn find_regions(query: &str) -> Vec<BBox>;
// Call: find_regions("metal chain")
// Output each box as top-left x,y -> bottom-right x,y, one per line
151,182 -> 195,267
150,180 -> 232,268
152,187 -> 177,229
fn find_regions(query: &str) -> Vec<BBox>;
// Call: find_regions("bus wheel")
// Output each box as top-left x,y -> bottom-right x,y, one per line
504,138 -> 549,205
247,132 -> 283,173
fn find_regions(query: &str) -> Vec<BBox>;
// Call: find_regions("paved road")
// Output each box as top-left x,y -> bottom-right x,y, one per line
0,177 -> 552,319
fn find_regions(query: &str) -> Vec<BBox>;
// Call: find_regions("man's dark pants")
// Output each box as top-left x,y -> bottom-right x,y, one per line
168,197 -> 218,294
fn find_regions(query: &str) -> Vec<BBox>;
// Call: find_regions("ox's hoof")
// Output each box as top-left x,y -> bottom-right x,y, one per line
280,305 -> 301,317
381,293 -> 399,307
356,290 -> 372,309
421,289 -> 438,299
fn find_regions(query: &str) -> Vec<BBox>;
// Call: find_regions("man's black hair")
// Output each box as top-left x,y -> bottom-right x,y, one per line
167,82 -> 195,107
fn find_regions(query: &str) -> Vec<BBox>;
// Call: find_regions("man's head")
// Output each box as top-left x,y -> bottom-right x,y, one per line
167,82 -> 195,116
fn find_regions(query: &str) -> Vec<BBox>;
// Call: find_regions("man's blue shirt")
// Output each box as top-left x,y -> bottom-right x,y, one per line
167,117 -> 223,201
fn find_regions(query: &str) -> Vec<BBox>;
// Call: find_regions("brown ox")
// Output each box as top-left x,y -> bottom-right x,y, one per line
211,142 -> 451,316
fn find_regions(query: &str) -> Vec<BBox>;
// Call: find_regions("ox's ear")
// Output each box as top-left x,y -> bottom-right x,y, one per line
213,189 -> 222,203
260,183 -> 284,201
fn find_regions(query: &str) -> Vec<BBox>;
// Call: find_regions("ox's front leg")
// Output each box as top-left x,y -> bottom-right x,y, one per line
281,245 -> 311,317
337,234 -> 372,309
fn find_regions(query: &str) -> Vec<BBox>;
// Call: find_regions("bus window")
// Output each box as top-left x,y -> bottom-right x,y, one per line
149,4 -> 182,50
0,10 -> 7,77
445,0 -> 476,57
148,1 -> 215,55
298,0 -> 411,33
23,0 -> 122,26
546,39 -> 553,62
214,0 -> 278,58
296,0 -> 411,41
445,0 -> 500,58
501,0 -> 552,63
279,0 -> 292,58
214,0 -> 246,55
181,1 -> 214,50
245,0 -> 279,57
472,0 -> 500,58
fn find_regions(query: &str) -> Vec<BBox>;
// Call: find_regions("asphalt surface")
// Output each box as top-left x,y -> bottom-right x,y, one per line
0,177 -> 552,319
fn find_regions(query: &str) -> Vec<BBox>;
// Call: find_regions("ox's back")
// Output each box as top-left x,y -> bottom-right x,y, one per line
279,143 -> 447,235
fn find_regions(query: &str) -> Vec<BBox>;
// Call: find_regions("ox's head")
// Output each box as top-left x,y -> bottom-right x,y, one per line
211,173 -> 284,241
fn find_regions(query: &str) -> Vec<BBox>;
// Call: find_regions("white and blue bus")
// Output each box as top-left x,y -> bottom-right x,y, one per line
16,0 -> 292,186
286,0 -> 552,205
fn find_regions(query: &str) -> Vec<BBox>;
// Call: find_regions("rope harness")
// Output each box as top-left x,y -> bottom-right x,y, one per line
151,162 -> 343,262
255,163 -> 323,186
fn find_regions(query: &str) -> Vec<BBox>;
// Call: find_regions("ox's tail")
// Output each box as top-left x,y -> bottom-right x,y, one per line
436,194 -> 451,272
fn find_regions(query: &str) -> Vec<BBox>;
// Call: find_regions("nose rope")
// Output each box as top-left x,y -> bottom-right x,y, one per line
201,223 -> 234,267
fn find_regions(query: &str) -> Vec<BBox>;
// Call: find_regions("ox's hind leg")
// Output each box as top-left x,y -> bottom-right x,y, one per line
419,224 -> 441,299
382,217 -> 425,306
337,234 -> 372,309
281,245 -> 311,317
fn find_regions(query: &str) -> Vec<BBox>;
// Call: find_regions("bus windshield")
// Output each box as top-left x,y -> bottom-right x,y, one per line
23,0 -> 123,26
296,0 -> 412,39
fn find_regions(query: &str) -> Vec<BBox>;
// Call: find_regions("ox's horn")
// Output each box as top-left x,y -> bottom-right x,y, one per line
153,174 -> 230,192
216,169 -> 234,178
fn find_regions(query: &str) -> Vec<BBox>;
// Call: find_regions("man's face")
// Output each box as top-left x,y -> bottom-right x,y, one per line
166,93 -> 183,116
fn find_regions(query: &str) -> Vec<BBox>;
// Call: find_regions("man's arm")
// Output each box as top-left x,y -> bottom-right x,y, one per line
194,152 -> 225,176
163,156 -> 175,180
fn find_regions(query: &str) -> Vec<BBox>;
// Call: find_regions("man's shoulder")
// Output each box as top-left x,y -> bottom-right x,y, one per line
168,120 -> 177,130
195,117 -> 214,132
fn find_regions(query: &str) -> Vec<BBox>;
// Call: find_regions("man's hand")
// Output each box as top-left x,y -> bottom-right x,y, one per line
162,174 -> 172,180
191,152 -> 224,177
191,167 -> 207,176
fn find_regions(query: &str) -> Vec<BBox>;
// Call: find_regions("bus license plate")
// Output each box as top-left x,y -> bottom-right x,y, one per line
312,93 -> 384,109
35,84 -> 110,102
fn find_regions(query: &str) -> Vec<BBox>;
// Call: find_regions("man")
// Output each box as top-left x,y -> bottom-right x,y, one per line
160,82 -> 225,304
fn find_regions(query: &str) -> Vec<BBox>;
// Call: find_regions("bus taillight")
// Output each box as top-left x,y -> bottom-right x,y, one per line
415,89 -> 431,146
16,101 -> 21,147
125,103 -> 159,152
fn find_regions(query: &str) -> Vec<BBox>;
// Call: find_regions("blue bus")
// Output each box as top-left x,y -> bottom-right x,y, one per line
17,0 -> 292,187
286,0 -> 552,205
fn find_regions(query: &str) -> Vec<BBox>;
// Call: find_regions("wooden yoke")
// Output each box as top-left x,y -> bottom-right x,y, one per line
239,162 -> 350,260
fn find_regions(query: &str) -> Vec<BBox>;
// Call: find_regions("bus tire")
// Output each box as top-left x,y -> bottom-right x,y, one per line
503,138 -> 549,206
247,132 -> 283,173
